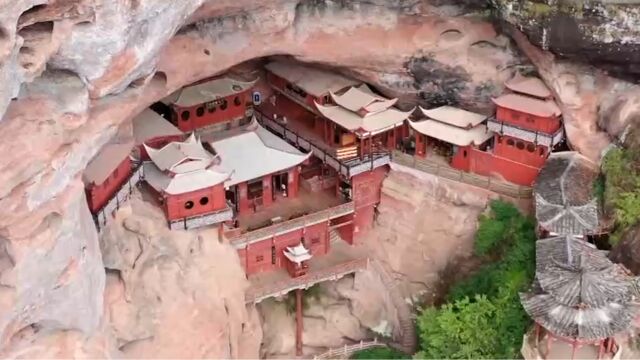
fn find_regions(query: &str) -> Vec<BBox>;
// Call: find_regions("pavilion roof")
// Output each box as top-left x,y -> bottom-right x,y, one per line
145,133 -> 214,174
132,109 -> 182,145
315,101 -> 412,136
534,151 -> 601,235
83,142 -> 133,186
520,235 -> 639,340
419,106 -> 487,128
284,243 -> 312,264
329,84 -> 397,114
505,74 -> 553,99
210,118 -> 311,186
167,77 -> 257,107
408,119 -> 493,147
265,60 -> 359,97
143,133 -> 230,195
492,93 -> 561,118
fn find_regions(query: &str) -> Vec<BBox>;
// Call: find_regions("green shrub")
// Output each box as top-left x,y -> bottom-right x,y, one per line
417,200 -> 536,359
351,347 -> 409,359
602,148 -> 640,244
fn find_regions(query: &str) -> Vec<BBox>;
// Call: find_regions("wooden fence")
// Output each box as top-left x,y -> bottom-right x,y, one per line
228,201 -> 355,248
246,257 -> 369,303
313,338 -> 386,359
391,151 -> 533,199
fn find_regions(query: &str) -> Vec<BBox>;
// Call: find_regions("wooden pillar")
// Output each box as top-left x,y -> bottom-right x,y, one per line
295,288 -> 303,356
325,220 -> 331,253
237,182 -> 250,214
545,334 -> 551,360
262,175 -> 273,207
535,323 -> 540,346
598,340 -> 604,360
571,339 -> 577,360
288,167 -> 300,198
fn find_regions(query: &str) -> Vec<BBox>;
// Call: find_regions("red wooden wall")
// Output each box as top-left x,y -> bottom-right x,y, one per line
239,221 -> 329,275
495,107 -> 561,134
86,157 -> 133,213
172,90 -> 252,132
469,148 -> 542,186
351,165 -> 389,238
493,135 -> 548,168
266,72 -> 329,109
164,184 -> 226,220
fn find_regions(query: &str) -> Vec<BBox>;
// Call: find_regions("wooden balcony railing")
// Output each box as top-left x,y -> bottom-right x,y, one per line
391,150 -> 533,198
245,256 -> 368,303
228,201 -> 355,248
254,110 -> 391,178
487,117 -> 564,147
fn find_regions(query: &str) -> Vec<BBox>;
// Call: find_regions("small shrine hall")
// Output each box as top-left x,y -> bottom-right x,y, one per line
208,119 -> 311,214
143,133 -> 233,229
520,235 -> 638,360
162,76 -> 256,132
408,105 -> 494,169
487,75 -> 564,185
534,151 -> 602,237
314,84 -> 413,157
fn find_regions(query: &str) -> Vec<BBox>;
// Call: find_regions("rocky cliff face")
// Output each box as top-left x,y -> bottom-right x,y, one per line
0,0 -> 639,357
492,0 -> 640,82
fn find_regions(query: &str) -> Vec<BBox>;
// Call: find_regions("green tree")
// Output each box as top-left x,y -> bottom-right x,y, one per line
416,200 -> 535,359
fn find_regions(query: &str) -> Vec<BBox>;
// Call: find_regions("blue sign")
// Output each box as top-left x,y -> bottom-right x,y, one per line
252,91 -> 262,106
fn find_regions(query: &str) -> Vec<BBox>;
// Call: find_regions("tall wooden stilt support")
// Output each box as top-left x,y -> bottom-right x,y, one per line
296,288 -> 303,357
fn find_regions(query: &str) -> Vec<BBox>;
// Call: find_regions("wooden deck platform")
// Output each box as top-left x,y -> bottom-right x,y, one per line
245,240 -> 368,303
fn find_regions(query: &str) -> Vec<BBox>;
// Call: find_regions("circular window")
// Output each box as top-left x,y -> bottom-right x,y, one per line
199,197 -> 209,205
181,111 -> 190,121
184,201 -> 194,209
506,138 -> 515,146
516,141 -> 525,150
220,99 -> 228,111
526,143 -> 536,152
196,107 -> 205,117
234,96 -> 242,106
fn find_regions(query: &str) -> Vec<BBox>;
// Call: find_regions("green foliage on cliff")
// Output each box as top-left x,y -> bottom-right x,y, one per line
351,347 -> 409,360
415,200 -> 536,359
602,147 -> 640,244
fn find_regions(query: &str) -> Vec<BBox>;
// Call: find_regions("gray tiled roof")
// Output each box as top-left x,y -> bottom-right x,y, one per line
520,235 -> 639,340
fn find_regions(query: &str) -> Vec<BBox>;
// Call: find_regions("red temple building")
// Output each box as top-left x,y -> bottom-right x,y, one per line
143,133 -> 233,230
408,106 -> 494,170
486,75 -> 564,185
520,235 -> 637,360
209,120 -> 311,216
132,109 -> 183,160
315,84 -> 413,157
83,142 -> 134,214
265,60 -> 360,113
261,61 -> 405,236
162,76 -> 256,133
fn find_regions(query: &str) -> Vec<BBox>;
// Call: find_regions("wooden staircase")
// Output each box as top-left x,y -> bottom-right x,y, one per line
371,259 -> 417,354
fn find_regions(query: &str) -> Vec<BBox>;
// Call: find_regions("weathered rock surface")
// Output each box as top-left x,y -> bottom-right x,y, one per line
362,163 -> 505,303
493,0 -> 640,82
100,194 -> 260,358
258,270 -> 397,357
